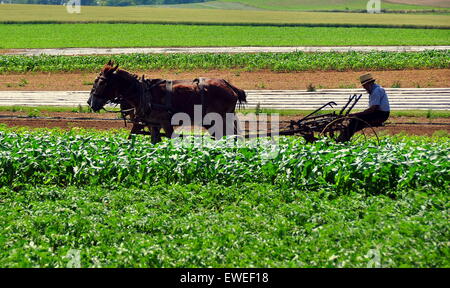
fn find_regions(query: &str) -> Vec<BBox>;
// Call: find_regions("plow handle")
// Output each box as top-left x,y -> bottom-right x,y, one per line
298,101 -> 337,124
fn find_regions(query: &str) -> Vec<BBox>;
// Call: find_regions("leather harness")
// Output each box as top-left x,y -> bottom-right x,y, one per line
194,77 -> 207,110
130,77 -> 207,126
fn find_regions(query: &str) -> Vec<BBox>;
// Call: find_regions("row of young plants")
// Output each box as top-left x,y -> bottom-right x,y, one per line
0,51 -> 448,73
0,182 -> 448,267
0,127 -> 448,195
0,127 -> 448,267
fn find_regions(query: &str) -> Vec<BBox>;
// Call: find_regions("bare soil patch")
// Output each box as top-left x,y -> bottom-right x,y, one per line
0,112 -> 448,137
1,69 -> 449,91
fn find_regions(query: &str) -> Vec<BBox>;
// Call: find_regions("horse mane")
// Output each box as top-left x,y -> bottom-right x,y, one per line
101,63 -> 165,89
117,69 -> 140,81
146,78 -> 164,85
100,63 -> 137,80
101,64 -> 115,75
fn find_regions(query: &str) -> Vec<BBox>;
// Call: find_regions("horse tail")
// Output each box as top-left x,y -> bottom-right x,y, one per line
223,80 -> 247,110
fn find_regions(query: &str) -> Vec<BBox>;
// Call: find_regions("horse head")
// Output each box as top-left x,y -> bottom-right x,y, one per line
87,60 -> 120,112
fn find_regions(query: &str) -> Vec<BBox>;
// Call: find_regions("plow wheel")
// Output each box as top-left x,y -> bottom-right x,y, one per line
320,116 -> 380,145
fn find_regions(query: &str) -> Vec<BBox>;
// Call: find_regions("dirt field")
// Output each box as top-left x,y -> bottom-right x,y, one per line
1,69 -> 448,136
0,111 -> 448,136
1,69 -> 449,91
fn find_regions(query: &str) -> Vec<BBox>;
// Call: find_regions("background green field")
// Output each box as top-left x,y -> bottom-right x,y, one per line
0,128 -> 448,267
1,4 -> 449,28
1,24 -> 449,48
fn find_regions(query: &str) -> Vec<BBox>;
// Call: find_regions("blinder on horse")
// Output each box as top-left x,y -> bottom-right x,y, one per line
88,62 -> 247,143
88,65 -> 119,111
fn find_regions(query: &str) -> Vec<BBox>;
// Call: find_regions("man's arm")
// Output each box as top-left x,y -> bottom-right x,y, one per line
351,86 -> 382,116
349,105 -> 379,117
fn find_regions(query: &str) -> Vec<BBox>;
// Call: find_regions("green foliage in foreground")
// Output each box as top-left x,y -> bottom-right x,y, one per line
0,184 -> 448,267
0,128 -> 448,192
1,51 -> 449,73
1,24 -> 450,49
0,127 -> 448,267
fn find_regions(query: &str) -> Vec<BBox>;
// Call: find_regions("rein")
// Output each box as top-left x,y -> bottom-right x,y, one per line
102,105 -> 135,127
102,73 -> 143,127
105,74 -> 168,127
97,71 -> 182,128
102,106 -> 135,114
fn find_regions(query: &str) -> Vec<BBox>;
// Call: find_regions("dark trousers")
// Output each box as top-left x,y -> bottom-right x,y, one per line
341,110 -> 390,141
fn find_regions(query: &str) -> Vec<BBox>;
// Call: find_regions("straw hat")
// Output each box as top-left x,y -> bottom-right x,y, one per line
360,73 -> 376,85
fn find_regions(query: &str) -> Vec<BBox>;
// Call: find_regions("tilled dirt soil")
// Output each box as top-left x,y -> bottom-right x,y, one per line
1,69 -> 449,91
0,112 -> 448,136
1,68 -> 448,136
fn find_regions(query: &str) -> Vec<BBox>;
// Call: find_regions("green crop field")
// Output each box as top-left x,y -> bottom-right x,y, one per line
0,127 -> 448,267
1,24 -> 449,49
1,4 -> 449,28
1,51 -> 448,73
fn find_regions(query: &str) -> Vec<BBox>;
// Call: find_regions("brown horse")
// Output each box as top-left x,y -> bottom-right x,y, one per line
87,62 -> 246,143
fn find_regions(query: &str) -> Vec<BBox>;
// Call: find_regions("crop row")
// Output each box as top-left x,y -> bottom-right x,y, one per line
0,51 -> 448,73
0,128 -> 448,195
0,182 -> 448,267
0,127 -> 448,267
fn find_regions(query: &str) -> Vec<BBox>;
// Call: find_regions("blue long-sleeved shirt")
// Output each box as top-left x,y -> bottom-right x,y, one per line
369,84 -> 390,112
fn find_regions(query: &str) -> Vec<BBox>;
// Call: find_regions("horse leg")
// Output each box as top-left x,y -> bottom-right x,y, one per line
129,123 -> 144,139
150,126 -> 162,144
161,121 -> 174,140
231,113 -> 241,136
205,113 -> 235,140
223,112 -> 241,137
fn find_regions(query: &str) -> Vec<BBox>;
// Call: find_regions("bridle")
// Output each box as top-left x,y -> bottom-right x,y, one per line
91,71 -> 167,126
91,72 -> 136,127
92,72 -> 135,112
91,75 -> 109,99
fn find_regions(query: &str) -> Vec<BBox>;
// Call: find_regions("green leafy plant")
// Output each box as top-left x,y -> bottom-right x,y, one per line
0,127 -> 448,268
391,81 -> 401,88
27,109 -> 41,117
307,83 -> 316,92
0,51 -> 448,73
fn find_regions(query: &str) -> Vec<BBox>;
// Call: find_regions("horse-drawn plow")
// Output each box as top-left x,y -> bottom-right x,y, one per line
273,93 -> 380,144
124,92 -> 381,145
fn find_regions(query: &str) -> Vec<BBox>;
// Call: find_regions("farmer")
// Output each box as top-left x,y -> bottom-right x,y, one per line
338,73 -> 390,142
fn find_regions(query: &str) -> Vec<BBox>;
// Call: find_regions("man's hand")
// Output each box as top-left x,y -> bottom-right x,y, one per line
367,105 -> 380,112
350,105 -> 380,117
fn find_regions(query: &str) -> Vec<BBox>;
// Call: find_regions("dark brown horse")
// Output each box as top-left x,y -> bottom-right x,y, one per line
88,61 -> 246,143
